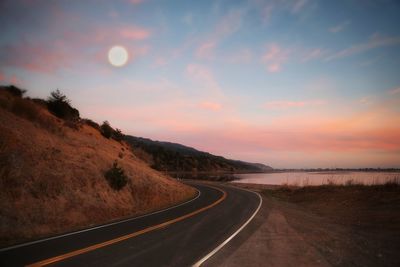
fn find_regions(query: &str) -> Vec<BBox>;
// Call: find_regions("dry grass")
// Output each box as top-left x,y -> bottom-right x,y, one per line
0,91 -> 196,247
260,183 -> 400,266
263,183 -> 400,229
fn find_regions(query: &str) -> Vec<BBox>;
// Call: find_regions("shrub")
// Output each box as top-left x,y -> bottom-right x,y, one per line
82,118 -> 100,131
47,90 -> 80,121
100,121 -> 114,139
113,128 -> 124,141
104,161 -> 128,190
1,85 -> 26,97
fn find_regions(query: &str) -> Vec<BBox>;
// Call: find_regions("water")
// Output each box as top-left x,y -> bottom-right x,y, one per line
233,171 -> 400,186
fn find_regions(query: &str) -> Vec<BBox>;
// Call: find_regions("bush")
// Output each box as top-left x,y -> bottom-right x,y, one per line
47,90 -> 80,121
82,118 -> 100,131
113,128 -> 124,141
100,121 -> 114,139
104,161 -> 128,190
1,85 -> 26,97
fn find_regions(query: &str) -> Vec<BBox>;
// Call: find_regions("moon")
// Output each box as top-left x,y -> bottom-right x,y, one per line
108,46 -> 129,67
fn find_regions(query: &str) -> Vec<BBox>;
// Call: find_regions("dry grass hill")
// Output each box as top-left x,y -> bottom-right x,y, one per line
0,86 -> 196,247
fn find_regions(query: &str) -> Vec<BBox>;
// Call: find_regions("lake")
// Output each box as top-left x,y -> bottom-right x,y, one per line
233,171 -> 400,186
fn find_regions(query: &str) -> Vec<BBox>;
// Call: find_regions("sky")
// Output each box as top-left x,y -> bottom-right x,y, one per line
1,0 -> 400,168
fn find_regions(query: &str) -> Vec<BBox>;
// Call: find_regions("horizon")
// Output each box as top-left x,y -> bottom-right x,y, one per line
1,0 -> 400,168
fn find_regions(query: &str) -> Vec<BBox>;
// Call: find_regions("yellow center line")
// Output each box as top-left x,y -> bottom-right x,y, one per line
26,186 -> 227,267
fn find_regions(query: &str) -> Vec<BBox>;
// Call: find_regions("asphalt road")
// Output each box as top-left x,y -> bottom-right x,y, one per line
0,182 -> 261,267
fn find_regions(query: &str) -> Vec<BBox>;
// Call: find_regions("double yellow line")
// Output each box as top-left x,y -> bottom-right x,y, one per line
27,186 -> 227,267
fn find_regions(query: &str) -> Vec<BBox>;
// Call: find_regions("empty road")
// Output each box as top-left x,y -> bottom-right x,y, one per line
0,182 -> 261,267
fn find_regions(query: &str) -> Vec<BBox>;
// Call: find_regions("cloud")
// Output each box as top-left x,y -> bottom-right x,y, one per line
0,40 -> 75,73
262,43 -> 289,72
0,72 -> 23,85
118,26 -> 151,40
291,0 -> 309,14
128,0 -> 143,4
198,101 -> 222,111
186,64 -> 220,93
152,57 -> 168,67
194,8 -> 244,60
264,100 -> 325,109
196,41 -> 216,60
0,23 -> 151,73
388,87 -> 400,95
302,48 -> 328,62
260,3 -> 274,25
329,20 -> 350,33
214,9 -> 244,38
359,96 -> 372,105
326,33 -> 400,60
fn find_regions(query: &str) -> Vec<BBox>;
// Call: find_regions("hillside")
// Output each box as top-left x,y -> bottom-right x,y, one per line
125,136 -> 273,175
0,86 -> 196,247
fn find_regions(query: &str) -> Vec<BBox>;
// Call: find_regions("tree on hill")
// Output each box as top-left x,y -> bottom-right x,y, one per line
100,121 -> 114,139
47,89 -> 80,121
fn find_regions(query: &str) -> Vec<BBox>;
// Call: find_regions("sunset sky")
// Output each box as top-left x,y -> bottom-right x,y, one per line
1,0 -> 400,168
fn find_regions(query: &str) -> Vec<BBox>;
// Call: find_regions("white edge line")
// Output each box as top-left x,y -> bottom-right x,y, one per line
192,187 -> 263,267
0,187 -> 200,252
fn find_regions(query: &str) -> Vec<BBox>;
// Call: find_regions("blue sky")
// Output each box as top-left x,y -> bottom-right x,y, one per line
1,0 -> 400,168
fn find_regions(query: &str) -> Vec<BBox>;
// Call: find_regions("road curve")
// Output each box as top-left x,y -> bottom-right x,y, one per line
0,182 -> 261,267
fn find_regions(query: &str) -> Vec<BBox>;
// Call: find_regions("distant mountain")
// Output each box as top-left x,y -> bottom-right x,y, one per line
125,135 -> 273,174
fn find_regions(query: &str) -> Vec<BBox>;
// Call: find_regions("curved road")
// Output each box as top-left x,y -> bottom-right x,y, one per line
0,182 -> 261,267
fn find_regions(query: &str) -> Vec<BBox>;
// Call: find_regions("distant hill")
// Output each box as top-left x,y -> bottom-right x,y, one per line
125,136 -> 273,174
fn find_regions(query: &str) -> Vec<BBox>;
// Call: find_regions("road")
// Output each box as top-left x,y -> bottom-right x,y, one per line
0,182 -> 261,267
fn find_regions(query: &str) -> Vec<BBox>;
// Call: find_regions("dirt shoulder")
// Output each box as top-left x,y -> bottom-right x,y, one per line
205,183 -> 400,267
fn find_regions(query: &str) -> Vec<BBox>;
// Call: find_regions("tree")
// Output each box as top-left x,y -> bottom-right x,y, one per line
100,121 -> 114,139
47,89 -> 80,121
113,128 -> 124,141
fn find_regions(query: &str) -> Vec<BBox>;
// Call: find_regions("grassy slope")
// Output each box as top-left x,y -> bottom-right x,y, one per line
0,91 -> 196,247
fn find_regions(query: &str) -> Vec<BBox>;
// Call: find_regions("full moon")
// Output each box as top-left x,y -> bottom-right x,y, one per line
108,46 -> 128,67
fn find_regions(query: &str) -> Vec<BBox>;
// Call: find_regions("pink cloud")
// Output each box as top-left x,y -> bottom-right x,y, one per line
128,0 -> 143,4
0,23 -> 151,74
0,41 -> 75,73
196,41 -> 216,60
199,101 -> 222,111
264,100 -> 325,109
194,8 -> 244,60
186,64 -> 221,94
388,87 -> 400,95
0,72 -> 23,85
119,27 -> 150,40
326,33 -> 400,60
262,43 -> 289,73
152,57 -> 168,67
